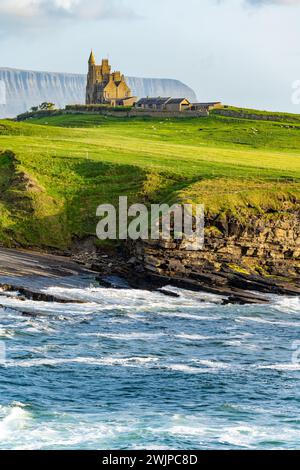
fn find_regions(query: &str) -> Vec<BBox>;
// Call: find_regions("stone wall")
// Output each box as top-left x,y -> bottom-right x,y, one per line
64,107 -> 208,118
130,109 -> 208,118
17,107 -> 209,120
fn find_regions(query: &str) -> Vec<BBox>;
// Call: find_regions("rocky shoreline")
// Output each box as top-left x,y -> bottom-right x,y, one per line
1,204 -> 300,306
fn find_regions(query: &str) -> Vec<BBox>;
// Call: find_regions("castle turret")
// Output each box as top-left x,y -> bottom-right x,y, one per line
89,50 -> 96,66
101,59 -> 111,77
86,51 -> 96,103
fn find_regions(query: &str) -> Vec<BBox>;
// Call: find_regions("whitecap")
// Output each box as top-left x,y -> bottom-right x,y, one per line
41,285 -> 224,313
257,363 -> 300,371
167,364 -> 203,374
162,286 -> 224,304
193,359 -> 229,369
273,296 -> 300,314
236,316 -> 300,327
167,359 -> 229,374
6,356 -> 160,369
174,333 -> 211,341
0,405 -> 31,440
0,294 -> 100,316
157,311 -> 219,321
168,424 -> 205,436
78,332 -> 166,341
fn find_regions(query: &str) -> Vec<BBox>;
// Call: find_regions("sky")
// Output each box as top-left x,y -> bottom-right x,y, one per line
0,0 -> 300,112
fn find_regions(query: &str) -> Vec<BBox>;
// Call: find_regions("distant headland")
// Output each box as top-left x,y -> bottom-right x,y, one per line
0,65 -> 197,119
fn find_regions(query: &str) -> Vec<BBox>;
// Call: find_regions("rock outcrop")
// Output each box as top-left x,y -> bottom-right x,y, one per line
127,213 -> 300,302
0,67 -> 197,118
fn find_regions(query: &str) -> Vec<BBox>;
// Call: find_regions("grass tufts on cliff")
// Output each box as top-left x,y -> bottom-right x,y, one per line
0,111 -> 300,249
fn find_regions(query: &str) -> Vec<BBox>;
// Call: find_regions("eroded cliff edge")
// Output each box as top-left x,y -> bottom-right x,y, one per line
125,212 -> 300,303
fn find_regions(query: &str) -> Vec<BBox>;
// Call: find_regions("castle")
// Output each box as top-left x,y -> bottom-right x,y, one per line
86,51 -> 137,107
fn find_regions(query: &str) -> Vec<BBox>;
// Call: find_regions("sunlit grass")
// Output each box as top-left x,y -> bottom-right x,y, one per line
0,112 -> 299,248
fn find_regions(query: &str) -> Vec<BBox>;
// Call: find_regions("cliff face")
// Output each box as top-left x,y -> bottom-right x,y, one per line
0,68 -> 197,118
128,213 -> 300,301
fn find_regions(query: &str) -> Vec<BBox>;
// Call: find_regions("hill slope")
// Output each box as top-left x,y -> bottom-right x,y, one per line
0,110 -> 300,251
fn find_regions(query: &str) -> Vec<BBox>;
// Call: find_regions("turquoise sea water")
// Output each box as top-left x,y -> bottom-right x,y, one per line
0,280 -> 300,449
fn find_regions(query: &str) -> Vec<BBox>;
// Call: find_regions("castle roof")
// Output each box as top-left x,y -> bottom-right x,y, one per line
137,97 -> 171,106
167,98 -> 190,104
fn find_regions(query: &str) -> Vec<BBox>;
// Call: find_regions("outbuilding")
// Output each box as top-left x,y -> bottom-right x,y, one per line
135,97 -> 171,111
164,98 -> 191,112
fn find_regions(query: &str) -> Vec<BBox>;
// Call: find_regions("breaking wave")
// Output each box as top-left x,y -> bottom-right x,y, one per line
1,282 -> 300,449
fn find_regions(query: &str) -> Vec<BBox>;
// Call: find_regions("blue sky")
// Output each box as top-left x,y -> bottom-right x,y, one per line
0,0 -> 300,111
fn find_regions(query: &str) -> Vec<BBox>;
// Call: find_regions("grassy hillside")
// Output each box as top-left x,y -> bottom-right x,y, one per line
213,105 -> 300,123
0,112 -> 300,249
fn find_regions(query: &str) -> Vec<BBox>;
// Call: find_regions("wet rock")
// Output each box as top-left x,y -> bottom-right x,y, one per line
0,284 -> 87,304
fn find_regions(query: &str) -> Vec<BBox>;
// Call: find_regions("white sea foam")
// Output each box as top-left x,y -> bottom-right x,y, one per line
224,339 -> 243,346
175,333 -> 211,341
157,311 -> 219,321
1,283 -> 224,325
218,423 -> 300,448
6,356 -> 160,368
236,316 -> 300,327
167,359 -> 229,374
0,294 -> 100,316
224,340 -> 260,351
194,359 -> 229,369
167,364 -> 204,374
0,405 -> 31,440
166,419 -> 298,449
42,285 -> 223,312
165,418 -> 257,446
42,286 -> 173,308
78,332 -> 166,341
273,296 -> 300,314
2,281 -> 300,450
0,406 -> 129,449
168,424 -> 205,436
257,363 -> 300,371
162,286 -> 224,304
219,424 -> 262,448
0,289 -> 19,297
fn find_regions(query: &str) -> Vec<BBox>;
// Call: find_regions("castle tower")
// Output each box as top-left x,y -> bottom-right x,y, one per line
86,50 -> 97,103
101,59 -> 111,76
89,50 -> 96,66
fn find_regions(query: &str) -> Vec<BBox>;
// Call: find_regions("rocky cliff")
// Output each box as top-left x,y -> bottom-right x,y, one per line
0,68 -> 197,118
127,212 -> 300,302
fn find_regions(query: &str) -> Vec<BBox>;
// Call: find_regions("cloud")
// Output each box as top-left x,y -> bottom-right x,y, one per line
245,0 -> 300,4
1,0 -> 299,37
0,0 -> 135,34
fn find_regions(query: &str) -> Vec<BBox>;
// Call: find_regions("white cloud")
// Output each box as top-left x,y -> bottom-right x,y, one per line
0,0 -> 135,34
1,0 -> 298,35
245,0 -> 300,5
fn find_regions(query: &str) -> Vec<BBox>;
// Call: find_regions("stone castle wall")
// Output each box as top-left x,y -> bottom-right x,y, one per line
64,106 -> 208,118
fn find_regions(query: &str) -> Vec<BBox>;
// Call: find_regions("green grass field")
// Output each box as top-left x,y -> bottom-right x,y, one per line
1,111 -> 300,249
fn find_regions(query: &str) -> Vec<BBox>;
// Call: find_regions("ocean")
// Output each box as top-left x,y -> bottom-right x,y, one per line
0,279 -> 300,449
